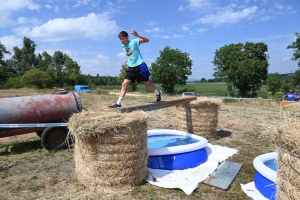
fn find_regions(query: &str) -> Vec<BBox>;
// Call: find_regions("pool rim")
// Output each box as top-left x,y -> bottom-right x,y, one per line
253,152 -> 278,183
147,129 -> 208,156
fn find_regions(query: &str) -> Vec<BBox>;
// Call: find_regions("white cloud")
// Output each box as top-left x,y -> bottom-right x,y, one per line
17,17 -> 39,24
173,34 -> 184,38
196,5 -> 257,25
282,57 -> 290,61
275,4 -> 284,10
14,13 -> 119,42
262,0 -> 269,5
117,52 -> 126,59
181,25 -> 190,31
197,28 -> 207,32
74,0 -> 93,8
0,0 -> 40,28
45,4 -> 52,9
0,35 -> 23,57
78,53 -> 120,75
180,0 -> 211,11
152,35 -> 169,39
144,27 -> 163,33
144,21 -> 156,26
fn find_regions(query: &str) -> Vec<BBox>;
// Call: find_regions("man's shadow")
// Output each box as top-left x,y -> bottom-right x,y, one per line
216,129 -> 232,138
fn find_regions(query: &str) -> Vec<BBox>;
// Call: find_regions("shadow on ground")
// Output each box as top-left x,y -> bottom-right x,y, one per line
217,129 -> 232,138
0,139 -> 42,156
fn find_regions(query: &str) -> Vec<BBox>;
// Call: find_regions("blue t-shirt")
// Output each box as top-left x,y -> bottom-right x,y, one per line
122,39 -> 144,67
285,93 -> 297,101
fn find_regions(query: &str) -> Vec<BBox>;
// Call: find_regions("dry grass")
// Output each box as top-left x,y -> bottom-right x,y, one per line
272,122 -> 300,200
0,89 -> 285,200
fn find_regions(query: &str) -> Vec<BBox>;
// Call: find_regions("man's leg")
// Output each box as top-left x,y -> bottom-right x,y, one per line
144,81 -> 162,102
120,79 -> 131,98
108,79 -> 131,108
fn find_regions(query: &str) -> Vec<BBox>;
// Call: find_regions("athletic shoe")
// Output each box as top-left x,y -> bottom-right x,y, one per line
156,90 -> 162,102
108,103 -> 121,108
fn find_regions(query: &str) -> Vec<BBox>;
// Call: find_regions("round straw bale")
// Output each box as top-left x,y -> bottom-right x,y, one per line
174,97 -> 221,141
274,122 -> 300,200
281,102 -> 300,120
68,110 -> 148,193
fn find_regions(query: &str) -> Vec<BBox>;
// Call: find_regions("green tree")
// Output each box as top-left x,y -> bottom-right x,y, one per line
117,64 -> 138,91
267,73 -> 282,95
63,56 -> 84,86
22,68 -> 51,88
213,42 -> 269,97
200,78 -> 206,82
150,46 -> 192,94
287,32 -> 300,67
36,51 -> 53,72
52,50 -> 66,87
12,37 -> 37,76
0,42 -> 12,83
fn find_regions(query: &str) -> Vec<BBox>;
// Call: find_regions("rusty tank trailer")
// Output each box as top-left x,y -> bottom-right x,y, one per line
0,90 -> 82,150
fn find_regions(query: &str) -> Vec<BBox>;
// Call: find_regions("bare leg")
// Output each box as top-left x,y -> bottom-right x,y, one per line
120,79 -> 131,98
143,80 -> 156,91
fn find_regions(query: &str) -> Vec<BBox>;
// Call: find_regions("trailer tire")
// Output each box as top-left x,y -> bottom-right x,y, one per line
41,127 -> 68,150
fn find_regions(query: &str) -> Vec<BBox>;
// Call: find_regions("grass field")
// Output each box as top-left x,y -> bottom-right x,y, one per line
97,82 -> 281,99
0,89 -> 282,199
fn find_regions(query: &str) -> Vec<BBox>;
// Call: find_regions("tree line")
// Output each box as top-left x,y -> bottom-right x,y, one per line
0,37 -> 119,89
1,32 -> 299,97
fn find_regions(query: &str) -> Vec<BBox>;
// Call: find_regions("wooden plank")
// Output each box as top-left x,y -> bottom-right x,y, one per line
116,96 -> 197,113
204,161 -> 243,190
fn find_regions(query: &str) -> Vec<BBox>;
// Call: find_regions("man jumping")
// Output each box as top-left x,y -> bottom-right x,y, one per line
108,30 -> 162,108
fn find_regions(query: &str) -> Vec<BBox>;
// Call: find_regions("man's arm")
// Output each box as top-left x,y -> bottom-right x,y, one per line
131,30 -> 149,44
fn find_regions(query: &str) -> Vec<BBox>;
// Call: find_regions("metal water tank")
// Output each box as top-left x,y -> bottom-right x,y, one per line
0,90 -> 82,124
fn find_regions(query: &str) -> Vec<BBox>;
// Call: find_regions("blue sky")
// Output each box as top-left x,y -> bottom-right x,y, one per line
0,0 -> 299,80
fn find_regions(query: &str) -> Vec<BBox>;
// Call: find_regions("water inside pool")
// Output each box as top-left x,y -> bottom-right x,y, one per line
148,134 -> 199,148
264,159 -> 278,172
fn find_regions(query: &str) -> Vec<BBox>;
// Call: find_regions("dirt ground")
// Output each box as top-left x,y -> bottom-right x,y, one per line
0,91 -> 282,200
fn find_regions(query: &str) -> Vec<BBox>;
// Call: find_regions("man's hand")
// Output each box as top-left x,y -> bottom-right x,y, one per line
131,30 -> 139,37
131,29 -> 149,43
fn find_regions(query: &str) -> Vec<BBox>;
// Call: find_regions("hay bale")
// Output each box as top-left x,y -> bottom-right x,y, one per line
174,97 -> 221,141
68,111 -> 148,195
281,102 -> 300,119
274,122 -> 300,200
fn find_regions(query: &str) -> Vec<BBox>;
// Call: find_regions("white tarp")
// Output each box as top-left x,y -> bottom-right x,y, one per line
240,182 -> 268,200
146,143 -> 238,195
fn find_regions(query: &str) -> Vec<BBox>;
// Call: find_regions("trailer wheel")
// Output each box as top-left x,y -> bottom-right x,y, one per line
41,127 -> 68,150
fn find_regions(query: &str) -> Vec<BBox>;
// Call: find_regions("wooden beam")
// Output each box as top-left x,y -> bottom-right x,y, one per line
116,96 -> 197,113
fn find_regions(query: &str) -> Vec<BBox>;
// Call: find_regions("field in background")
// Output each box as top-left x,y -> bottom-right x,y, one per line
0,89 -> 283,199
97,82 -> 281,99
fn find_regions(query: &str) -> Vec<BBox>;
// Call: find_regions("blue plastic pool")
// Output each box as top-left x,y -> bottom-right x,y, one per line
147,129 -> 208,170
265,159 -> 278,171
148,135 -> 199,148
253,153 -> 277,200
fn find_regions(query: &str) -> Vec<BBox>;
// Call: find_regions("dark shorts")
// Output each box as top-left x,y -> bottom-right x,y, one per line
125,65 -> 149,83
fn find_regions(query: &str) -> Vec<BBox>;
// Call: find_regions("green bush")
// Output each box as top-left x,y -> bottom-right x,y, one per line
63,85 -> 73,91
5,77 -> 25,88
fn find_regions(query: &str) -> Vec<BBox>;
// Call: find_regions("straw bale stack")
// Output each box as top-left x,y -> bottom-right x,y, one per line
174,97 -> 221,141
281,102 -> 300,120
68,110 -> 148,195
274,122 -> 300,200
